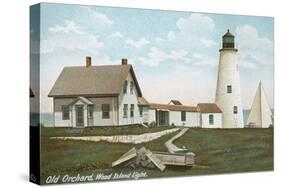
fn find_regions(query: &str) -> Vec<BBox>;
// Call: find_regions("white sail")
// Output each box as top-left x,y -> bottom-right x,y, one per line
247,82 -> 273,128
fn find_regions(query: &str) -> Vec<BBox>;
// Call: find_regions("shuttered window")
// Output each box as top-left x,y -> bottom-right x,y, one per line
139,106 -> 143,117
62,105 -> 70,120
102,104 -> 110,119
123,104 -> 128,118
130,104 -> 134,118
181,111 -> 186,121
130,81 -> 134,94
123,80 -> 128,94
209,114 -> 214,125
88,105 -> 94,118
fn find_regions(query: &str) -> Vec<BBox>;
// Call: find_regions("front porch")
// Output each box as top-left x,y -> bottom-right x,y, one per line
69,96 -> 94,128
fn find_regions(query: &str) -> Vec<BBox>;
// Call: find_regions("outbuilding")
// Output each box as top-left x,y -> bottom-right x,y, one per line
197,103 -> 222,128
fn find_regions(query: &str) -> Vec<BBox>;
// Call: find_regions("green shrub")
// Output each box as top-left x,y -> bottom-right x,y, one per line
149,121 -> 157,128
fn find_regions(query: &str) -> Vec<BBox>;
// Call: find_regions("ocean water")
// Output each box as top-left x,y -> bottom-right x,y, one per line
30,113 -> 53,127
243,109 -> 250,125
31,110 -> 252,127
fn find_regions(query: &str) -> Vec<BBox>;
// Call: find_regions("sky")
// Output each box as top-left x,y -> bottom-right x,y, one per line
31,3 -> 274,113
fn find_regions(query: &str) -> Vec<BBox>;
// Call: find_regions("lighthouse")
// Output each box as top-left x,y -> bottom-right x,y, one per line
215,30 -> 244,128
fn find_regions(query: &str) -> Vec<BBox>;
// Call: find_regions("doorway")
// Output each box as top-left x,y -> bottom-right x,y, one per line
157,111 -> 169,126
75,105 -> 84,127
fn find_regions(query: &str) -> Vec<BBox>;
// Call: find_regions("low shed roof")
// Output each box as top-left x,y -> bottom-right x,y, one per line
149,103 -> 198,112
197,103 -> 222,113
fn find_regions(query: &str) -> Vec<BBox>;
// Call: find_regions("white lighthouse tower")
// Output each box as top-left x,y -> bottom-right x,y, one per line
215,30 -> 244,128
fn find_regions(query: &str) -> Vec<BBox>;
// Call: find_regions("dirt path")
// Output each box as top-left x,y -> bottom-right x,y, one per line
165,128 -> 189,153
50,128 -> 179,144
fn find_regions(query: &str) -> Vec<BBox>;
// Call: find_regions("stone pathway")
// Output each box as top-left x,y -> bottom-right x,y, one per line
165,128 -> 189,154
50,128 -> 179,144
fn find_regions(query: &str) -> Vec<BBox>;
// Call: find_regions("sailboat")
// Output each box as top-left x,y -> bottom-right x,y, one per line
247,81 -> 273,128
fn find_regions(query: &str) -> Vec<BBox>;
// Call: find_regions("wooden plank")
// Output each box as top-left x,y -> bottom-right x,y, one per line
145,150 -> 166,171
152,152 -> 195,166
112,147 -> 137,167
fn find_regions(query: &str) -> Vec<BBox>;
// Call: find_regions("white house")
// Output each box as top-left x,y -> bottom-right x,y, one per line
146,102 -> 222,128
48,57 -> 149,127
197,103 -> 223,128
148,103 -> 200,127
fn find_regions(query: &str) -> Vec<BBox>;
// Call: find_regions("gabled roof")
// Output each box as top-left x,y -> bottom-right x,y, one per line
69,96 -> 94,106
169,100 -> 182,105
48,64 -> 142,97
149,103 -> 198,112
197,103 -> 222,113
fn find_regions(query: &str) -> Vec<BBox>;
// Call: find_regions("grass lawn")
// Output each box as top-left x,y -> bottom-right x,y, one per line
40,127 -> 273,184
41,125 -> 173,137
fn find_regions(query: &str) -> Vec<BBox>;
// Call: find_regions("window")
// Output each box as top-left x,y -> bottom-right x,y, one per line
123,104 -> 128,118
209,114 -> 214,125
62,105 -> 70,120
227,85 -> 232,93
88,105 -> 94,118
233,106 -> 238,114
123,80 -> 128,94
102,104 -> 110,119
139,106 -> 143,117
130,81 -> 134,94
130,104 -> 134,118
181,111 -> 186,121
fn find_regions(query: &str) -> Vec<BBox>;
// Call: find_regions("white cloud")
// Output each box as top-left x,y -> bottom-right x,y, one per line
82,7 -> 113,27
125,37 -> 150,48
111,31 -> 123,38
235,25 -> 273,69
49,20 -> 84,34
42,8 -> 115,54
41,34 -> 104,54
138,47 -> 189,66
176,13 -> 215,36
155,37 -> 166,43
167,31 -> 176,41
153,13 -> 216,52
200,38 -> 217,48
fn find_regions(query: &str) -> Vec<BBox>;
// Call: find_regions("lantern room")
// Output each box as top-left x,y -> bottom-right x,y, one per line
222,29 -> 235,49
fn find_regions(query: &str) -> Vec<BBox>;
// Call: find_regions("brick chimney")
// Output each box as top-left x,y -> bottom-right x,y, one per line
86,56 -> 92,67
121,58 -> 128,65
